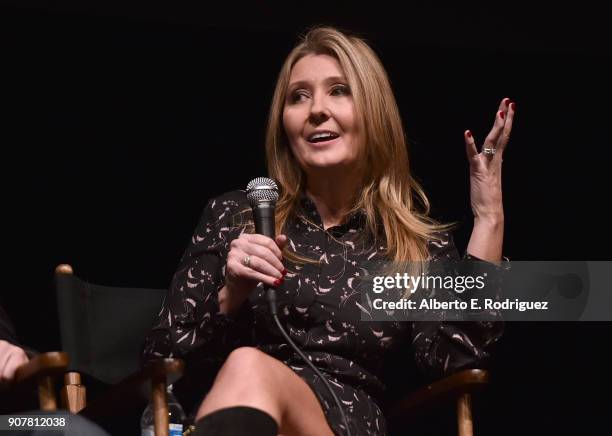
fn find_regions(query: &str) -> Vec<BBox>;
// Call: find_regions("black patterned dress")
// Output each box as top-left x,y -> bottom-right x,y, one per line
142,190 -> 505,436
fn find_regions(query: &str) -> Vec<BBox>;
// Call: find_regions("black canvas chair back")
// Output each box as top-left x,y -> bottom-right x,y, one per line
55,264 -> 165,385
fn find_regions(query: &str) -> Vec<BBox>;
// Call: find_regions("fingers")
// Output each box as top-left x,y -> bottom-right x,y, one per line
4,353 -> 25,380
0,349 -> 9,384
227,253 -> 283,288
249,244 -> 286,272
227,233 -> 289,289
495,100 -> 515,156
242,233 -> 284,259
466,97 -> 516,161
0,341 -> 28,383
229,246 -> 284,279
464,130 -> 479,162
275,234 -> 289,250
230,234 -> 285,271
483,106 -> 507,150
497,97 -> 511,114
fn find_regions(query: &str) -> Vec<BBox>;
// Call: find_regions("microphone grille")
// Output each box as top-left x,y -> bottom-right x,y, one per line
246,177 -> 279,206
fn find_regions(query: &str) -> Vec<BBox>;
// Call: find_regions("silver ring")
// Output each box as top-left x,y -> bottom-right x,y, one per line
483,147 -> 496,156
242,255 -> 251,267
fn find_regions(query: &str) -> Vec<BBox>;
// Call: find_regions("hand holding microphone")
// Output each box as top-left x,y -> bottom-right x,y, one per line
222,234 -> 288,306
219,178 -> 287,315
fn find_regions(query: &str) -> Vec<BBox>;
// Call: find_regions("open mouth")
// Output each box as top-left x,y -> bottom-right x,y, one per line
306,131 -> 340,145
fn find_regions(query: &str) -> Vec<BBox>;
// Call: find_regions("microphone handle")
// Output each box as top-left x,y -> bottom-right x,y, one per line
253,203 -> 276,238
253,202 -> 277,314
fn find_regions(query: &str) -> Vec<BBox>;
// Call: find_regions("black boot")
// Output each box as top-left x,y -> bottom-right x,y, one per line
192,406 -> 278,436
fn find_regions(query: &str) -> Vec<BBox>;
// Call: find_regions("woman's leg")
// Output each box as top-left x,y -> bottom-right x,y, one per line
196,347 -> 334,436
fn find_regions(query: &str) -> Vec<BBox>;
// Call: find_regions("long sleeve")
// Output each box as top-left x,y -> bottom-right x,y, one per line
411,231 -> 506,378
141,191 -> 253,364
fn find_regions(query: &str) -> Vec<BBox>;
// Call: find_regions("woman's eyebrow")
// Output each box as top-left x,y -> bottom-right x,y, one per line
323,75 -> 348,84
287,80 -> 309,91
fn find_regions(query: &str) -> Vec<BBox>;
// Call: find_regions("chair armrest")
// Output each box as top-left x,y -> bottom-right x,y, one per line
80,358 -> 184,419
387,369 -> 489,418
12,352 -> 70,388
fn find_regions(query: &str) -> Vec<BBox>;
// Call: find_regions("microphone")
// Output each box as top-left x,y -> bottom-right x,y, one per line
246,177 -> 280,314
246,177 -> 279,238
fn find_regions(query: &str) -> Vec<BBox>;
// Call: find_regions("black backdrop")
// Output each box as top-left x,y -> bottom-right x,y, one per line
2,2 -> 611,435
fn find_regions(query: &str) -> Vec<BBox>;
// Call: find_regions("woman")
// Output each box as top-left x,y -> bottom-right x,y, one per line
142,26 -> 513,436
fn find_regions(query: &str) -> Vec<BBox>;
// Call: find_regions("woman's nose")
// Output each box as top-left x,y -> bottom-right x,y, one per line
308,93 -> 330,124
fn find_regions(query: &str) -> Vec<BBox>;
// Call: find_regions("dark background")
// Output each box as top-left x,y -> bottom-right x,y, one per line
2,1 -> 611,435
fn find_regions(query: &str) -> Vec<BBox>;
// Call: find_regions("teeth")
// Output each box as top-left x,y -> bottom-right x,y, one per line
309,132 -> 337,141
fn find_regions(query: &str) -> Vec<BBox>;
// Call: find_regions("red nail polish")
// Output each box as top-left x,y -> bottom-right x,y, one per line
273,278 -> 282,287
499,111 -> 505,120
510,102 -> 516,111
466,131 -> 472,138
504,98 -> 510,106
282,269 -> 288,276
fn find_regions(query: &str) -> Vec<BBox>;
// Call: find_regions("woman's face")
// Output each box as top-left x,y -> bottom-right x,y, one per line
282,54 -> 361,172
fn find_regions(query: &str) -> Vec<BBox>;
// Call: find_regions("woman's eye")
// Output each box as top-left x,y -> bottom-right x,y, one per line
331,85 -> 350,96
290,91 -> 309,103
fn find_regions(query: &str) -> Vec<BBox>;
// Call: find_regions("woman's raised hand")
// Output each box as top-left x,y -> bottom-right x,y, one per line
463,97 -> 516,222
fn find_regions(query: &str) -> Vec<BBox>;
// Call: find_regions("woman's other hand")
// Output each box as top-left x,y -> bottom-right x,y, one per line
464,97 -> 515,223
463,97 -> 515,262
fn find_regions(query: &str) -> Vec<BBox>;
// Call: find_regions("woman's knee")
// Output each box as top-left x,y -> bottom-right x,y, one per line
227,346 -> 268,365
213,346 -> 285,397
219,347 -> 273,379
201,347 -> 333,434
198,347 -> 283,420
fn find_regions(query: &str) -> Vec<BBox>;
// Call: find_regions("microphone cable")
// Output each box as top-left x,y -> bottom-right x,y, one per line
266,288 -> 352,436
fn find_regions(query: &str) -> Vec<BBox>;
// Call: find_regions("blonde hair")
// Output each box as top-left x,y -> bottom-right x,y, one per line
265,26 -> 452,266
